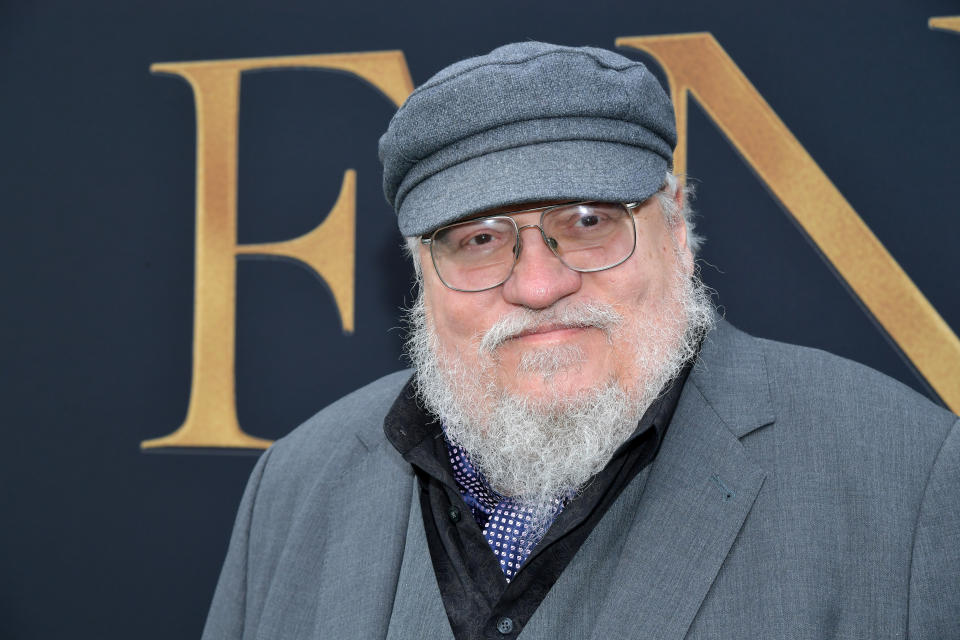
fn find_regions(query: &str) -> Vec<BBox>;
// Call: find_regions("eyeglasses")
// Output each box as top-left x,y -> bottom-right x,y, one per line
421,201 -> 641,292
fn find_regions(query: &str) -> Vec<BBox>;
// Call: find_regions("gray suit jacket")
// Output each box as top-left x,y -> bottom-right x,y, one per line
202,320 -> 960,639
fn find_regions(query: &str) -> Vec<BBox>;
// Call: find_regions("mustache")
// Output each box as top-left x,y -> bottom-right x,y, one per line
478,302 -> 625,354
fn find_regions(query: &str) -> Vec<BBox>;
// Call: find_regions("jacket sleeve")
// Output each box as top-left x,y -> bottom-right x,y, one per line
201,447 -> 273,640
908,417 -> 960,639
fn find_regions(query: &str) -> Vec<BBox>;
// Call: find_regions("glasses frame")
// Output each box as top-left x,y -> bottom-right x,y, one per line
420,200 -> 642,292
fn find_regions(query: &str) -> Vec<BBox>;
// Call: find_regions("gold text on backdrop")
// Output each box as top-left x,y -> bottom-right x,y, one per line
145,27 -> 959,451
141,52 -> 414,450
929,16 -> 960,33
618,31 -> 960,413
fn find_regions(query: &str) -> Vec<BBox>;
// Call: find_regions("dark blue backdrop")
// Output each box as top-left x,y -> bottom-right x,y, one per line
2,1 -> 958,638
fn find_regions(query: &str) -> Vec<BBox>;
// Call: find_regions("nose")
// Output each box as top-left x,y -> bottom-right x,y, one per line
501,225 -> 581,309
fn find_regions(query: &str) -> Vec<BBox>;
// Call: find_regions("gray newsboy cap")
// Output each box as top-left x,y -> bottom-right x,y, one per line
379,41 -> 677,237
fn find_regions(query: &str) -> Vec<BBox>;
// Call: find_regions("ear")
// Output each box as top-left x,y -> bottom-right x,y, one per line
667,186 -> 694,274
418,241 -> 449,308
669,185 -> 688,249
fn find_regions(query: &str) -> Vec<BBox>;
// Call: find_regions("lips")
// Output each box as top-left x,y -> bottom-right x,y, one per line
510,324 -> 589,342
478,302 -> 624,355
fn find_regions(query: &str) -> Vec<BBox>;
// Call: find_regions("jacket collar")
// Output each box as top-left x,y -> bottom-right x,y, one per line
690,316 -> 776,438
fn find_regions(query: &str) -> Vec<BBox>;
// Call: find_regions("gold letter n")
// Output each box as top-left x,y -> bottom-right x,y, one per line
618,33 -> 960,412
141,52 -> 414,450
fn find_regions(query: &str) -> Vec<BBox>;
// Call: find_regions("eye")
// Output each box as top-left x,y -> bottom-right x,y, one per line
576,214 -> 601,228
464,232 -> 495,247
432,217 -> 515,259
560,210 -> 613,231
447,224 -> 512,253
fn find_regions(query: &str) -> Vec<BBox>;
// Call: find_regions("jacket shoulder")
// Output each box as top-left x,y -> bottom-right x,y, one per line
736,329 -> 958,481
754,333 -> 954,428
263,369 -> 412,481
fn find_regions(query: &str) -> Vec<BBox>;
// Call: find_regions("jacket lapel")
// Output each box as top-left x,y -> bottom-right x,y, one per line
589,319 -> 773,640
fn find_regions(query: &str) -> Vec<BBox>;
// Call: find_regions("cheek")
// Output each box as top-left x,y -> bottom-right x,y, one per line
424,284 -> 497,349
635,230 -> 685,293
595,262 -> 656,307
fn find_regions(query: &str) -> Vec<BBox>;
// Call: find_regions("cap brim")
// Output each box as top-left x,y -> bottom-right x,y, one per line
397,140 -> 669,237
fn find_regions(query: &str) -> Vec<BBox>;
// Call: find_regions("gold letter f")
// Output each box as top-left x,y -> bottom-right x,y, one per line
141,52 -> 413,450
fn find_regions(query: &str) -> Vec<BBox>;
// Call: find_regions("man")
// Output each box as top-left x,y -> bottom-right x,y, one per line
202,42 -> 959,639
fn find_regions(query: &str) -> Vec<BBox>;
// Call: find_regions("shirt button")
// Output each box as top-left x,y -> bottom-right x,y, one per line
496,617 -> 514,634
447,506 -> 461,523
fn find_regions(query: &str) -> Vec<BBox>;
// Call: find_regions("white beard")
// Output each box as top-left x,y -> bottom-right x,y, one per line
404,246 -> 715,537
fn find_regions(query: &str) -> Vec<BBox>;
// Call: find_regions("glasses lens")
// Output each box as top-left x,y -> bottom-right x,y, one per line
430,217 -> 518,291
541,202 -> 636,271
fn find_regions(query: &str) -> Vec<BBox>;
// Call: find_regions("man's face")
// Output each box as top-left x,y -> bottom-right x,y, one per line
418,193 -> 693,403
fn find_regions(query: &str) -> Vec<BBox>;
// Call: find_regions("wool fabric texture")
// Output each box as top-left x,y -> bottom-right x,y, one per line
378,41 -> 678,236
